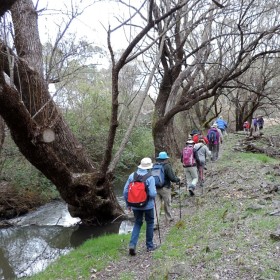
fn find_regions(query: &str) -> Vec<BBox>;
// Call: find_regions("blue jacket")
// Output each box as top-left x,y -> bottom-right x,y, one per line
123,168 -> 156,210
216,118 -> 228,130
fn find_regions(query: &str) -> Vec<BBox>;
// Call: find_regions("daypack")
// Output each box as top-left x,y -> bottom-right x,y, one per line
127,172 -> 151,208
194,145 -> 203,166
151,163 -> 165,188
182,145 -> 196,167
208,130 -> 217,144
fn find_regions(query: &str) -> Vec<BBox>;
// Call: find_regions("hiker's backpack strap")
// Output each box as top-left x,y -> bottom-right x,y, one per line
141,172 -> 152,183
134,171 -> 151,183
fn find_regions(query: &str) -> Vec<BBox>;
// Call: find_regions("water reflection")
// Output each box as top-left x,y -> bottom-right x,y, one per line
0,201 -> 127,279
0,225 -> 73,278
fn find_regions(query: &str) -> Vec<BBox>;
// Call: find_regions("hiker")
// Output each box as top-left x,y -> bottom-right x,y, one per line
253,118 -> 258,131
243,121 -> 250,134
257,116 -> 264,130
190,129 -> 200,143
190,129 -> 209,145
207,123 -> 220,161
215,116 -> 228,135
181,140 -> 198,196
123,157 -> 157,255
153,151 -> 180,230
194,137 -> 211,184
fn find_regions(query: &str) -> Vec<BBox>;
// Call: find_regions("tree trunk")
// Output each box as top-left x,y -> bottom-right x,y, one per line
0,0 -> 17,16
0,0 -> 123,224
0,117 -> 4,154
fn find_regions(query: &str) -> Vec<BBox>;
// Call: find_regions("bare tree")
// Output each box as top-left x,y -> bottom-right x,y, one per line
0,0 -> 123,224
0,0 -> 187,224
148,0 -> 280,156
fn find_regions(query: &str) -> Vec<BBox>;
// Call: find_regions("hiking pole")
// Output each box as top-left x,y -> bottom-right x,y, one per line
154,199 -> 162,244
178,182 -> 182,220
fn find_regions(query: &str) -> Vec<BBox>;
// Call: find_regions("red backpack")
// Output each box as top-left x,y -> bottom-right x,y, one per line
182,145 -> 196,167
127,172 -> 151,208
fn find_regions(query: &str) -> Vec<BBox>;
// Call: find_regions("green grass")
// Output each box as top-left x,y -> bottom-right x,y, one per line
25,233 -> 130,280
24,124 -> 280,280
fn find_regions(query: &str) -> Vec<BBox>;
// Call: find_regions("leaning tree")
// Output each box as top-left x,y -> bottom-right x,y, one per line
0,0 -> 187,224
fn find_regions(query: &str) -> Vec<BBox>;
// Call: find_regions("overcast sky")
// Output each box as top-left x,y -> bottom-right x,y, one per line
35,0 -> 143,50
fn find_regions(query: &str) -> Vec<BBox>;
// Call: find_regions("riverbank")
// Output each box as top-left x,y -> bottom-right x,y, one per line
25,125 -> 280,280
0,182 -> 48,221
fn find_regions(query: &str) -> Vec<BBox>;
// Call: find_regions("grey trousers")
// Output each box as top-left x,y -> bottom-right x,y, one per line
184,166 -> 198,188
154,186 -> 173,227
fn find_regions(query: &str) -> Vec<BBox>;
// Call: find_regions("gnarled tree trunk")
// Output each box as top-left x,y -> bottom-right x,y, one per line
0,0 -> 123,225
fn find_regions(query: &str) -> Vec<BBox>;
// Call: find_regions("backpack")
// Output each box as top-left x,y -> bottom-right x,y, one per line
151,163 -> 165,188
127,172 -> 151,208
194,145 -> 203,166
208,130 -> 217,144
182,145 -> 196,167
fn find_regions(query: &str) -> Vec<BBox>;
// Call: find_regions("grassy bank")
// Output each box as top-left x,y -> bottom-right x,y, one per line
25,234 -> 131,280
26,126 -> 280,280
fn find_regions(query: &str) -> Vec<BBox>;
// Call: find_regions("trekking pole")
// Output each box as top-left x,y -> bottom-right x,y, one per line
179,182 -> 182,220
154,199 -> 161,244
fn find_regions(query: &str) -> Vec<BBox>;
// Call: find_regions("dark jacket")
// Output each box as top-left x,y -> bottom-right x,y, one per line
156,160 -> 180,188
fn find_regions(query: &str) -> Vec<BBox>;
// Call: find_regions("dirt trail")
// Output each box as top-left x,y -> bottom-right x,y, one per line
93,132 -> 280,280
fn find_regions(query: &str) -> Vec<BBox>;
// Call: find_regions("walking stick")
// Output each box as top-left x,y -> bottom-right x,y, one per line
179,182 -> 182,220
154,199 -> 161,244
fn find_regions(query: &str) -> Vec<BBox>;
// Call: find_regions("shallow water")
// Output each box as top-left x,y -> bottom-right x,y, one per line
0,200 -> 133,279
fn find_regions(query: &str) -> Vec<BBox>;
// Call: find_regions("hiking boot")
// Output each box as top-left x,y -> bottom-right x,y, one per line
189,187 -> 195,196
147,244 -> 158,252
188,184 -> 195,196
129,246 -> 136,256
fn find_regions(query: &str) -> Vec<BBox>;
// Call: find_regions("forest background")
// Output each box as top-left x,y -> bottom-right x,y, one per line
0,0 -> 280,223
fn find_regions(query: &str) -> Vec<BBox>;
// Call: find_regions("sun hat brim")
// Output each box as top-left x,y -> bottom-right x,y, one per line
138,163 -> 153,169
156,155 -> 169,159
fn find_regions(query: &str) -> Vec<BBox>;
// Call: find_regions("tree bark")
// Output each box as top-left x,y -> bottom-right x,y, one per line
0,0 -> 123,224
0,117 -> 4,154
0,0 -> 17,16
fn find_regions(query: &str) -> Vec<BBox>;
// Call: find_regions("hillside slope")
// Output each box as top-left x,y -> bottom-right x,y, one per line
95,127 -> 280,280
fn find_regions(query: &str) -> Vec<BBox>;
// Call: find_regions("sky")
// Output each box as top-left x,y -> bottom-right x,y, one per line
35,0 -> 143,51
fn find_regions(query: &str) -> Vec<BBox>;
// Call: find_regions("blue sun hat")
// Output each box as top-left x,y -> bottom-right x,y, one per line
157,151 -> 170,160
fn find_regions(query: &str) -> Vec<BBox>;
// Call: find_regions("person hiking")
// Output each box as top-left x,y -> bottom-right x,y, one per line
181,140 -> 198,196
207,123 -> 220,161
153,151 -> 180,231
253,118 -> 258,131
243,121 -> 250,134
194,137 -> 211,184
190,129 -> 209,145
215,116 -> 228,135
190,129 -> 200,143
257,116 -> 264,130
123,157 -> 157,256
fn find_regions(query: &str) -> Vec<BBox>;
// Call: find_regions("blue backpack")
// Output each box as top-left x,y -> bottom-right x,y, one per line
151,163 -> 165,188
208,130 -> 217,144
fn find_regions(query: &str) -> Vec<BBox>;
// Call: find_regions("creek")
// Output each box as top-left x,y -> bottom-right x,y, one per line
0,197 -> 133,279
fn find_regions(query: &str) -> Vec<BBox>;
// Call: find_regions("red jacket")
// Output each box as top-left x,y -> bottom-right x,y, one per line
192,134 -> 209,145
243,121 -> 250,129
